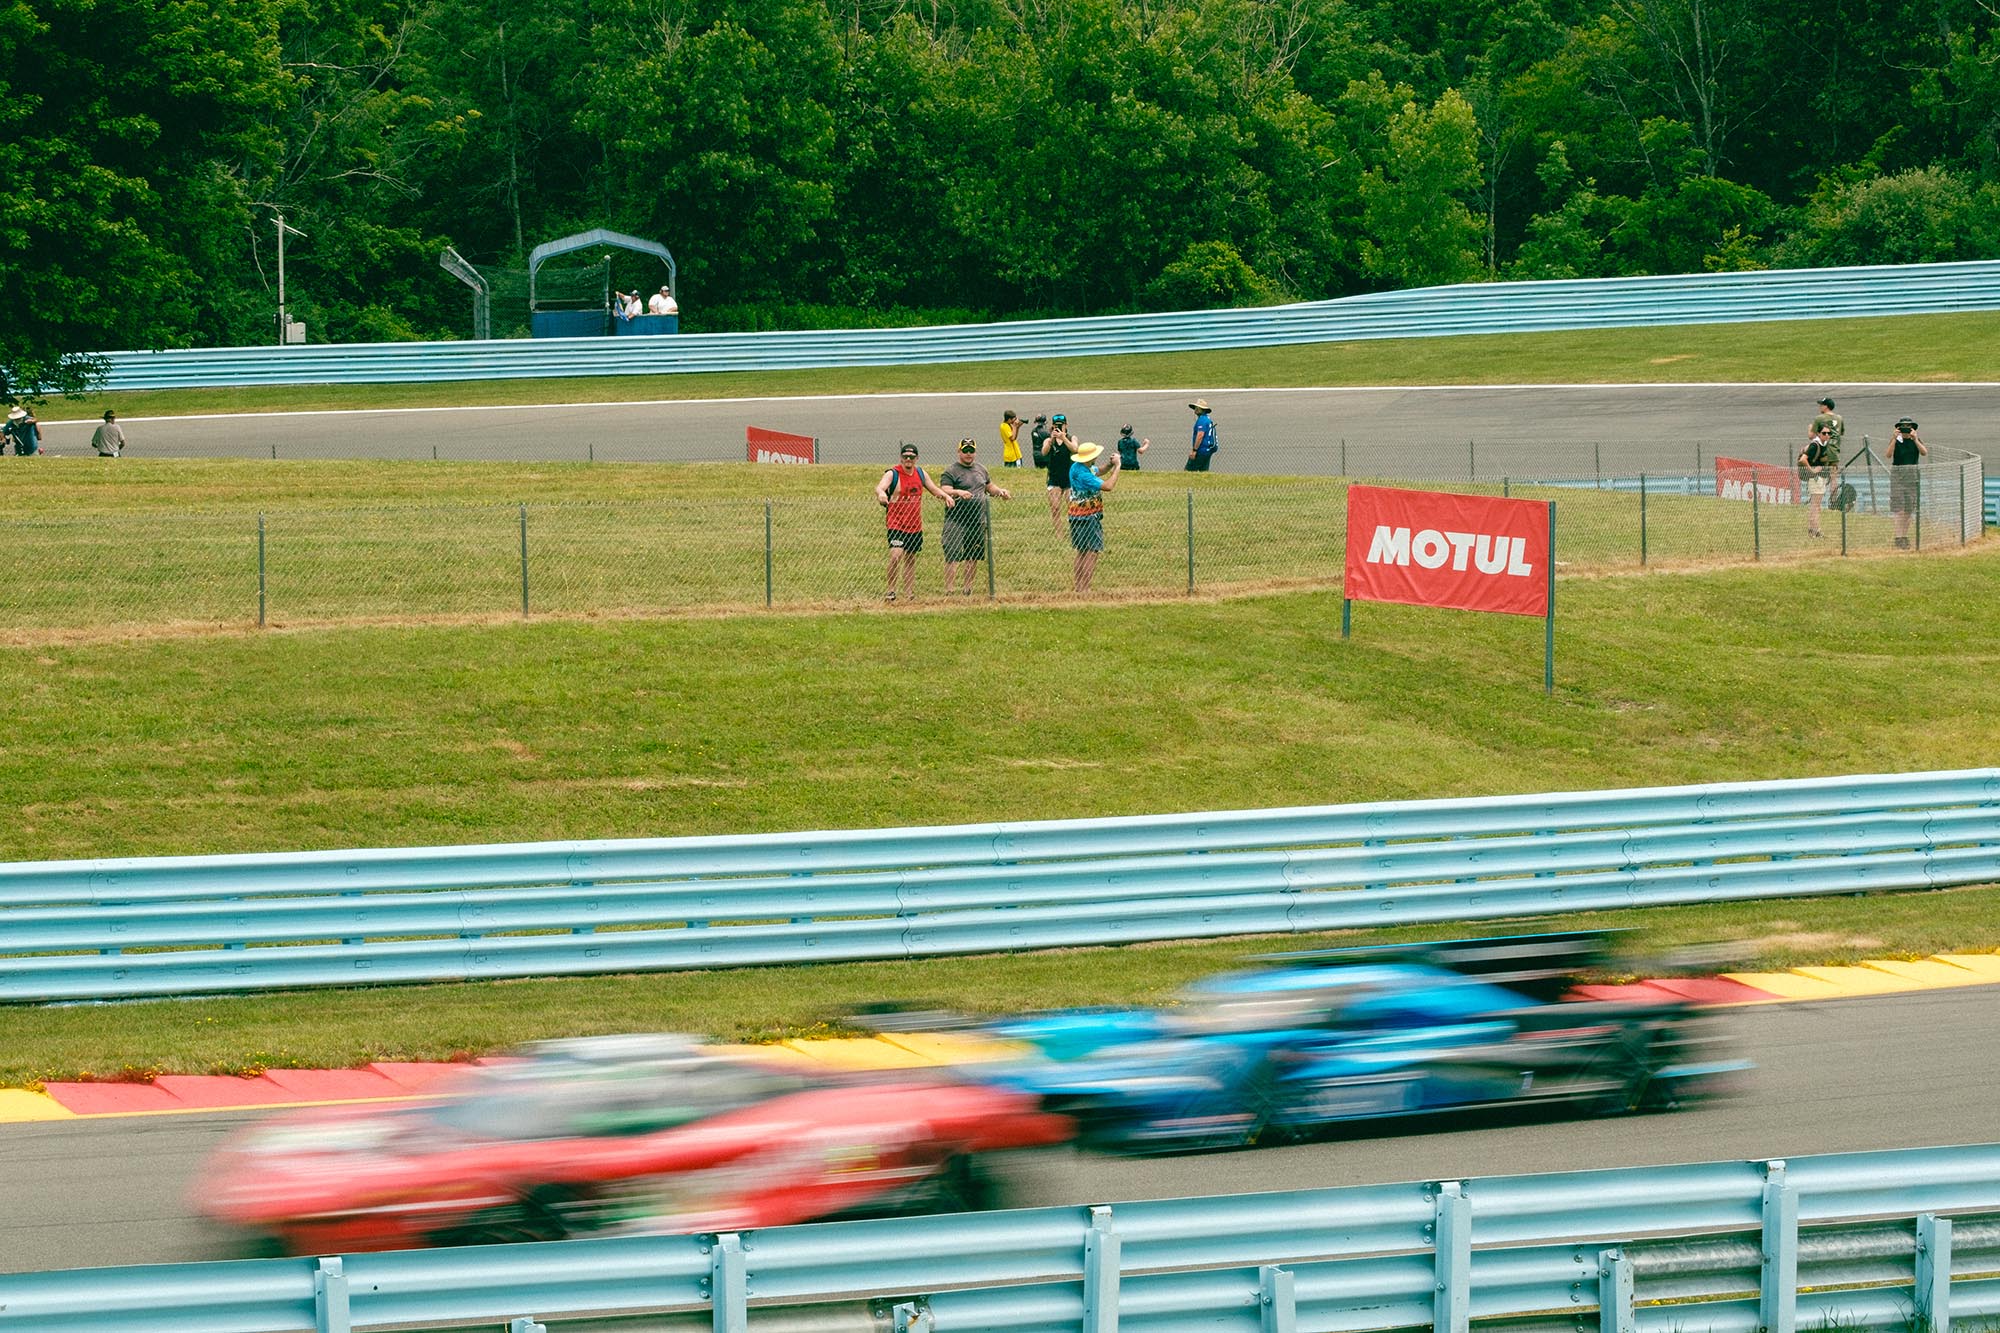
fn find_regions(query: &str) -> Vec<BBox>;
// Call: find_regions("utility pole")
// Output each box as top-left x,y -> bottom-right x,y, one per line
275,212 -> 307,345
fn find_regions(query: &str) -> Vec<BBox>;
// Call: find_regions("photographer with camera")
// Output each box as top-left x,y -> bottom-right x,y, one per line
1037,412 -> 1075,534
1889,417 -> 1927,548
1066,440 -> 1120,593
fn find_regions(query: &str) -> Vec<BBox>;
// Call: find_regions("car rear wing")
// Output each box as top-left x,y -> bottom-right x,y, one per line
1258,929 -> 1619,1000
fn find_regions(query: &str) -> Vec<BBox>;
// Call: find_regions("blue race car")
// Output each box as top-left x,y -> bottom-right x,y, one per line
968,931 -> 1744,1153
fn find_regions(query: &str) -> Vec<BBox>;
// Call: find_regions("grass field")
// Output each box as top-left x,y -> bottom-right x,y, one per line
2,523 -> 1997,1080
30,310 -> 2000,421
0,461 -> 1962,630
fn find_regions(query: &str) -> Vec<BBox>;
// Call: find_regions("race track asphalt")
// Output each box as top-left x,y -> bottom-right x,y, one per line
29,383 -> 1997,478
2,987 -> 1994,1275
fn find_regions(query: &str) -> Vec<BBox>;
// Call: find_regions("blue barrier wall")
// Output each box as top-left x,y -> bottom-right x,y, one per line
4,769 -> 1994,1002
3,1144 -> 1996,1333
1986,475 -> 1998,525
93,260 -> 2000,389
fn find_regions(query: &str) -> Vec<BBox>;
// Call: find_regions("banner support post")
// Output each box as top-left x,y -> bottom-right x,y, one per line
1544,502 -> 1556,695
1341,598 -> 1351,640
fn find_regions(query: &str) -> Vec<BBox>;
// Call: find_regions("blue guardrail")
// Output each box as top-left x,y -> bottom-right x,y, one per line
2,1143 -> 1997,1333
3,769 -> 1995,1002
93,260 -> 2000,389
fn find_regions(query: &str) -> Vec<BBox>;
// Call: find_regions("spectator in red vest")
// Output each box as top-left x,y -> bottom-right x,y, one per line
875,444 -> 956,601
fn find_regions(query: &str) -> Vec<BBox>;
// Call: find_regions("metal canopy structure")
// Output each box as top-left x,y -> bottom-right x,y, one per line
437,247 -> 491,340
527,228 -> 676,309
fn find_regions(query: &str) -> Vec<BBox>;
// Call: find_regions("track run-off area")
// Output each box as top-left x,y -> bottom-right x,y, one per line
26,382 -> 2000,473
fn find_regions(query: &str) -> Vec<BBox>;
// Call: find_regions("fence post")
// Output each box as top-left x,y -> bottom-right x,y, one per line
1960,466 -> 1968,543
1468,439 -> 1475,479
1916,485 -> 1923,551
1752,483 -> 1761,560
984,500 -> 996,600
1639,474 -> 1647,566
711,1232 -> 748,1333
1696,443 -> 1702,473
1503,476 -> 1510,499
1598,1248 -> 1635,1333
518,503 -> 529,616
1594,442 -> 1602,487
314,1257 -> 351,1333
1082,1205 -> 1121,1333
270,442 -> 277,460
1186,490 -> 1195,595
1760,1162 -> 1798,1333
1434,1182 -> 1471,1333
257,513 -> 267,626
1840,499 -> 1848,556
1915,1214 -> 1953,1333
764,501 -> 773,607
433,444 -> 438,461
1260,1265 -> 1297,1333
1340,438 -> 1347,476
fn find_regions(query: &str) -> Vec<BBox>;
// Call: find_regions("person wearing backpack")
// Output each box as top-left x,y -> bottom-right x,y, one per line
875,444 -> 956,601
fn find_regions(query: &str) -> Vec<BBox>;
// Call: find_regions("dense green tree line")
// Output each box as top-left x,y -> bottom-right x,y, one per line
7,0 -> 2000,389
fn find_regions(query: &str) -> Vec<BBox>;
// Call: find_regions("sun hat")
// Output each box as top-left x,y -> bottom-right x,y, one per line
6,407 -> 24,421
1071,441 -> 1104,463
1895,417 -> 1918,430
1188,399 -> 1210,412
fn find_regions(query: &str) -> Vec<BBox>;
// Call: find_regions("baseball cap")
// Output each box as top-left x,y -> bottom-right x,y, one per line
1817,396 -> 1835,409
957,439 -> 976,451
1119,424 -> 1134,434
900,445 -> 919,457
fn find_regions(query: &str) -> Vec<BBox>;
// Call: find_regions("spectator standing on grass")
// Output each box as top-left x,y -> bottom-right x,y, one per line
5,405 -> 40,456
1889,417 -> 1927,548
1798,425 -> 1832,539
876,444 -> 955,601
939,438 -> 1012,594
1116,424 -> 1149,470
90,409 -> 126,457
1066,441 -> 1119,593
1037,412 -> 1075,533
999,409 -> 1023,468
1186,399 -> 1218,472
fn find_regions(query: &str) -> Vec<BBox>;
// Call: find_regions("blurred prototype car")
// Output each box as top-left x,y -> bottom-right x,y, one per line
965,931 -> 1746,1153
197,1034 -> 1070,1254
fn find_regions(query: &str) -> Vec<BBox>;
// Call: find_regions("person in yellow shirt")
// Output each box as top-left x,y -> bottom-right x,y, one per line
1000,409 -> 1023,467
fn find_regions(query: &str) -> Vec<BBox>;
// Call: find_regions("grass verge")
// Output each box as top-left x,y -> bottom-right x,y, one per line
34,311 -> 2000,421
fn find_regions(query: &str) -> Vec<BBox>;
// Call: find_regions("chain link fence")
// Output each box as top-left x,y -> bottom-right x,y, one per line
0,457 -> 1982,632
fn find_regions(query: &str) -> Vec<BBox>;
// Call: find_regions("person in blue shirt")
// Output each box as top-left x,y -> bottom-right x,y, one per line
1186,399 -> 1217,472
1066,441 -> 1120,592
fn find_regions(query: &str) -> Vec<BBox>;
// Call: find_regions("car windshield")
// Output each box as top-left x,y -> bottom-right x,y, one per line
427,1056 -> 808,1141
1164,989 -> 1351,1035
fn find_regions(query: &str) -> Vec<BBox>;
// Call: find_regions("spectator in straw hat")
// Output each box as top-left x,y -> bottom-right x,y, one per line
1186,399 -> 1217,472
6,405 -> 40,456
1066,440 -> 1120,592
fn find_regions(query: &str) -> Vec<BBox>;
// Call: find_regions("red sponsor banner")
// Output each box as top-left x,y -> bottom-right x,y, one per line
747,426 -> 816,464
1713,455 -> 1796,505
1343,485 -> 1551,618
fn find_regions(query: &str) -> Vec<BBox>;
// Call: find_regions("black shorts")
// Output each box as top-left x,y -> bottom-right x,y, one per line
887,529 -> 924,555
1184,453 -> 1213,472
942,521 -> 986,563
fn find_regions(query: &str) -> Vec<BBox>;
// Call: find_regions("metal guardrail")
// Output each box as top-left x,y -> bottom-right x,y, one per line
3,770 -> 1995,1003
2,1144 -> 1996,1333
93,261 -> 2000,389
1986,476 -> 1998,525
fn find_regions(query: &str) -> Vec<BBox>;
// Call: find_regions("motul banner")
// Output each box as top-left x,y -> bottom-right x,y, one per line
1713,455 -> 1795,505
747,426 -> 816,464
1343,485 -> 1553,618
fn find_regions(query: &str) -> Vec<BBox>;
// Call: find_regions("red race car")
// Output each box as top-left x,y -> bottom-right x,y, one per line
197,1034 -> 1071,1254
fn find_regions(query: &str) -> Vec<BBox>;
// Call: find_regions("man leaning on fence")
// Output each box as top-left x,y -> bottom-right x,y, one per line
939,438 -> 1012,595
